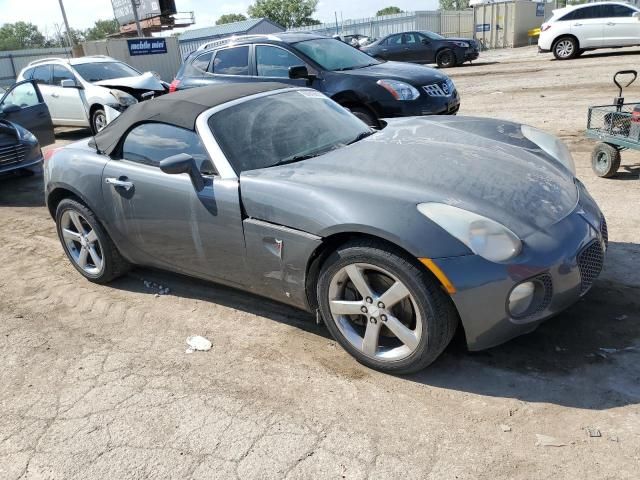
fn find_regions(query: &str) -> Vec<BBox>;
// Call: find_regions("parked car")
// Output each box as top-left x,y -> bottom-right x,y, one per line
361,31 -> 480,68
341,34 -> 373,49
0,80 -> 54,175
539,1 -> 640,60
45,83 -> 607,374
17,56 -> 168,133
171,33 -> 459,127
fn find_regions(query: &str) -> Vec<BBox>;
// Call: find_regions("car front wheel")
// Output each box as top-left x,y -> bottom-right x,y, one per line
436,49 -> 457,68
91,107 -> 107,134
553,37 -> 579,60
55,198 -> 129,283
317,240 -> 458,374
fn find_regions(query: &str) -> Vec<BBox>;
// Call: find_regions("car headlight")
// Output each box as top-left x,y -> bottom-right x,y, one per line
110,90 -> 138,107
452,41 -> 470,48
18,128 -> 37,143
377,79 -> 420,100
418,203 -> 522,263
521,125 -> 576,175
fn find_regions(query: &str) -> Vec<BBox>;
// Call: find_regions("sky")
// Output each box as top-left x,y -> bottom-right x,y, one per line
0,0 -> 439,36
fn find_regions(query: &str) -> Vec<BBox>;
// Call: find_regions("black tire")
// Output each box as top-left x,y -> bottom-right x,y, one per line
317,239 -> 458,374
552,36 -> 579,60
90,107 -> 107,134
349,106 -> 378,128
591,143 -> 621,178
436,49 -> 456,68
55,198 -> 129,284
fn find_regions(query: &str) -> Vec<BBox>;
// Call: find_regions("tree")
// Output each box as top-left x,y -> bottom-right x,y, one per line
0,22 -> 45,50
216,13 -> 248,25
248,0 -> 320,28
438,0 -> 470,10
85,19 -> 120,41
376,6 -> 403,16
44,27 -> 84,48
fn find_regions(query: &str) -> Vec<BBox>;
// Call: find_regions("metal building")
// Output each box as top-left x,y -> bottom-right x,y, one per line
177,18 -> 285,59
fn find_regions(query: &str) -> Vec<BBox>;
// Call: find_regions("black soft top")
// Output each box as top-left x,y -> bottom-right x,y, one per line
93,82 -> 290,155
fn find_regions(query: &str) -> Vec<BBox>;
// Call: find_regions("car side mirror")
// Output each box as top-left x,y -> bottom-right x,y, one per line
160,153 -> 205,192
421,38 -> 430,45
1,104 -> 21,114
61,79 -> 82,89
634,12 -> 640,19
289,65 -> 309,80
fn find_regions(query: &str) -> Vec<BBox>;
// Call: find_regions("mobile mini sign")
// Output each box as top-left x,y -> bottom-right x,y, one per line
127,38 -> 168,56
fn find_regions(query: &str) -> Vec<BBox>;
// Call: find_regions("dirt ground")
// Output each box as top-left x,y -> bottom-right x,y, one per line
1,46 -> 639,480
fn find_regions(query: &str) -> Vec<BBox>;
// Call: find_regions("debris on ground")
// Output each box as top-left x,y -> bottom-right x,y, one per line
535,434 -> 567,447
609,435 -> 619,443
143,280 -> 171,296
586,427 -> 602,438
500,424 -> 512,432
186,335 -> 212,354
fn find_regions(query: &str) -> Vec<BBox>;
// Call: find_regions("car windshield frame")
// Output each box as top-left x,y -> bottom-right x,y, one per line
292,38 -> 381,71
421,31 -> 445,40
207,89 -> 374,174
73,61 -> 141,82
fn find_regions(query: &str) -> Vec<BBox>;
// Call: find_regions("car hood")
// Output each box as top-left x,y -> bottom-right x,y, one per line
240,116 -> 578,239
335,61 -> 447,85
93,71 -> 165,91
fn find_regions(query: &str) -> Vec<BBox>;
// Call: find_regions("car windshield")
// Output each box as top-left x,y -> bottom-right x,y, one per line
208,90 -> 373,173
293,38 -> 380,71
422,31 -> 444,40
73,62 -> 140,82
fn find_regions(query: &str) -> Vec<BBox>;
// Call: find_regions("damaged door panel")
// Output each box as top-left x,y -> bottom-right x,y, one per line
243,218 -> 322,309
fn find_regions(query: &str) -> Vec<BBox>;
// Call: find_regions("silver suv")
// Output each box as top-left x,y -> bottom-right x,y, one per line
17,56 -> 168,132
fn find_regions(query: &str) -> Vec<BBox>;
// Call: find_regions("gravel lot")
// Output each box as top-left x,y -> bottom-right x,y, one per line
1,46 -> 639,479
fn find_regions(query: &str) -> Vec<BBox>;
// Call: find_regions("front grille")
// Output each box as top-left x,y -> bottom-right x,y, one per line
0,143 -> 26,167
578,241 -> 604,295
600,215 -> 608,249
423,80 -> 453,97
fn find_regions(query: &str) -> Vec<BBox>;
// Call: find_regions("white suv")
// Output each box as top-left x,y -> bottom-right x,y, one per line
539,1 -> 640,60
17,56 -> 168,133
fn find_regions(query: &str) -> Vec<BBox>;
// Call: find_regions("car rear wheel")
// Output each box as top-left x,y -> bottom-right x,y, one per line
436,49 -> 456,68
349,106 -> 378,128
91,108 -> 107,134
55,198 -> 129,283
591,143 -> 621,178
553,37 -> 579,60
317,240 -> 458,374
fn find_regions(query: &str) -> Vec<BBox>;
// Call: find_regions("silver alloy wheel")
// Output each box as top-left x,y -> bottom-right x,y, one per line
61,210 -> 104,276
328,263 -> 423,361
93,111 -> 107,132
555,40 -> 574,59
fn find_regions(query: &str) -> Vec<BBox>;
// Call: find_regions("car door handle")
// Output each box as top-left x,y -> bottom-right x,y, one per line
606,22 -> 615,26
51,93 -> 59,98
105,177 -> 134,191
573,23 -> 583,26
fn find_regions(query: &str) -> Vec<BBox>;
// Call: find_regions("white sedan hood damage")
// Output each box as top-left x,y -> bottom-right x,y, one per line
94,71 -> 165,92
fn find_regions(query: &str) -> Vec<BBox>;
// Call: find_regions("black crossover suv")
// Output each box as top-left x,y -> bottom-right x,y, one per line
361,31 -> 479,68
171,33 -> 460,126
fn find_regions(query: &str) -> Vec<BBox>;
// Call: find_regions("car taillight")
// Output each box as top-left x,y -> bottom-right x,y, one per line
541,24 -> 551,32
632,110 -> 640,123
43,147 -> 61,164
169,79 -> 180,93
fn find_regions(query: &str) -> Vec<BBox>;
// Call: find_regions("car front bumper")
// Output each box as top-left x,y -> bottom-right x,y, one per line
375,90 -> 461,117
432,182 -> 607,351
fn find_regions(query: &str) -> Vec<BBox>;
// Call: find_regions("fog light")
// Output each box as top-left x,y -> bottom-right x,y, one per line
508,282 -> 535,317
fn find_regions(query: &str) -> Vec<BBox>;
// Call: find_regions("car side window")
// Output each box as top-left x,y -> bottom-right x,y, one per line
256,45 -> 303,78
387,34 -> 403,45
188,51 -> 213,75
578,6 -> 602,19
1,82 -> 40,109
603,5 -> 635,17
403,33 -> 419,45
32,65 -> 52,85
210,47 -> 249,76
121,123 -> 215,174
22,67 -> 35,80
52,65 -> 76,86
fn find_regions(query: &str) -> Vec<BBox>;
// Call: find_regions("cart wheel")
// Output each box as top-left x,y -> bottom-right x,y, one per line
591,143 -> 621,178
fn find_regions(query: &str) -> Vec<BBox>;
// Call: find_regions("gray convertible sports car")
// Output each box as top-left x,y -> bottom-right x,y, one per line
44,83 -> 607,373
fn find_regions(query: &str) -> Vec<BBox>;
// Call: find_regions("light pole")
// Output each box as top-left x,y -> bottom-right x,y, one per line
130,0 -> 144,37
57,0 -> 75,48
